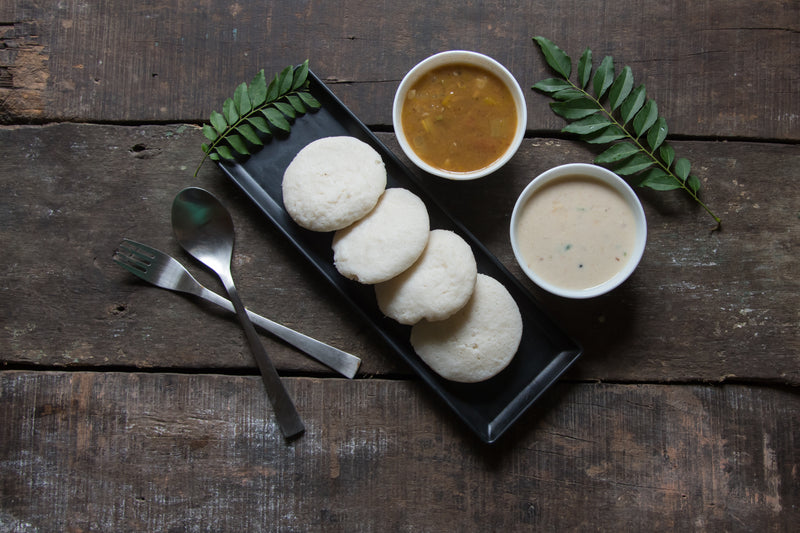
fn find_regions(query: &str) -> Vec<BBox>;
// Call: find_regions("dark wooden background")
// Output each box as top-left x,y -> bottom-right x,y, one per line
1,1 -> 798,531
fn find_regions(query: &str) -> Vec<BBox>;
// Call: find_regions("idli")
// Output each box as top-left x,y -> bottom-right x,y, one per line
282,136 -> 386,232
375,229 -> 477,325
410,274 -> 522,383
332,188 -> 430,284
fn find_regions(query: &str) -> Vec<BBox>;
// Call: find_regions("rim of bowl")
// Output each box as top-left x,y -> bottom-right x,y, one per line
392,50 -> 527,181
509,163 -> 648,299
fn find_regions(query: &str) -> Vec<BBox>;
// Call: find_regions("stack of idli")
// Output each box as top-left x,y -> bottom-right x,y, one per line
282,135 -> 522,383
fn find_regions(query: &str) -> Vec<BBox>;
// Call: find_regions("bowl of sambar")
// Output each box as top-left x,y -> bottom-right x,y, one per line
393,50 -> 526,180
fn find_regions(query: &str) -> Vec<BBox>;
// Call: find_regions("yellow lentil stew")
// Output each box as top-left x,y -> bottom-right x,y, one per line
401,63 -> 517,173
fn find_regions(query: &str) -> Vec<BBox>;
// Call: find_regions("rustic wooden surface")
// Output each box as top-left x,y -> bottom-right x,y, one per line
1,1 -> 798,141
1,371 -> 797,531
1,1 -> 798,531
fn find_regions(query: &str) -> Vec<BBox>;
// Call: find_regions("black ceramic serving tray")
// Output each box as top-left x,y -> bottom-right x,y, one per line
218,71 -> 583,443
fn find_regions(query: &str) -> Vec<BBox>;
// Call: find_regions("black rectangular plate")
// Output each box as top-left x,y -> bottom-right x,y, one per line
218,71 -> 583,443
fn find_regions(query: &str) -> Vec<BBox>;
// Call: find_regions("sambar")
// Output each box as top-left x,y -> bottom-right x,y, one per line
400,63 -> 517,173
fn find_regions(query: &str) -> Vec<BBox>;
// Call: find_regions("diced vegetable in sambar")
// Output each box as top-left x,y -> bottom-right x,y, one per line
401,63 -> 517,173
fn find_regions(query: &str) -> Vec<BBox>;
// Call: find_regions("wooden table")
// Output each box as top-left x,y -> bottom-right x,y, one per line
1,2 -> 797,530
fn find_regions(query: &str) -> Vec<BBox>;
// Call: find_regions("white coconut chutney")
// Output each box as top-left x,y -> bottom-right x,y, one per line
514,175 -> 637,291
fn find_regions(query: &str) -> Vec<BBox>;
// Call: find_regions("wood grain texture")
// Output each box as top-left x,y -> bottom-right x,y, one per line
1,123 -> 797,384
2,2 -> 798,530
0,371 -> 797,532
0,1 -> 798,140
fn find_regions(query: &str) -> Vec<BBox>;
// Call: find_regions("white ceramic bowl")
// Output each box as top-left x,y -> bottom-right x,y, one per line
392,50 -> 527,180
509,163 -> 647,299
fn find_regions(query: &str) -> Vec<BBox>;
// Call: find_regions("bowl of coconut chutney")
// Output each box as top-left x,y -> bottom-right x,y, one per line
510,163 -> 647,299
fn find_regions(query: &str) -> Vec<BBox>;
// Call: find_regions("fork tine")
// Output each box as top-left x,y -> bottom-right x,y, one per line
115,237 -> 210,300
120,238 -> 157,255
113,255 -> 148,276
119,239 -> 157,264
115,241 -> 153,270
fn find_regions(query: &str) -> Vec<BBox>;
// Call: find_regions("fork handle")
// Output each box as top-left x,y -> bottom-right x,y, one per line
222,277 -> 305,440
196,286 -> 360,379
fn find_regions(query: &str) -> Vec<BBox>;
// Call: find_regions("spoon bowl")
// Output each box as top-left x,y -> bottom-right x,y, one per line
171,188 -> 236,276
172,187 -> 305,439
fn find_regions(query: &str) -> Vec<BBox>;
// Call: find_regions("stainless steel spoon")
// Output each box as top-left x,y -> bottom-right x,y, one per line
171,187 -> 304,439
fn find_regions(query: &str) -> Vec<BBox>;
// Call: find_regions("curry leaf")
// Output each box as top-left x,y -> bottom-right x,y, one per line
660,144 -> 676,168
584,125 -> 627,144
265,74 -> 280,102
639,168 -> 681,191
688,175 -> 702,193
277,65 -> 294,94
215,144 -> 235,161
291,61 -> 309,90
262,107 -> 291,132
614,152 -> 655,175
647,117 -> 668,151
593,56 -> 615,99
632,99 -> 658,138
273,101 -> 297,119
247,116 -> 271,134
298,91 -> 321,109
222,98 -> 238,124
233,82 -> 251,115
202,124 -> 218,142
225,133 -> 249,155
209,111 -> 227,135
248,70 -> 267,107
608,66 -> 634,110
674,158 -> 691,181
533,36 -> 572,78
619,85 -> 647,125
533,78 -> 574,94
195,60 -> 318,176
532,38 -> 720,228
552,88 -> 586,101
550,97 -> 599,119
577,48 -> 592,89
286,94 -> 306,113
595,142 -> 640,164
562,114 -> 612,135
236,123 -> 262,145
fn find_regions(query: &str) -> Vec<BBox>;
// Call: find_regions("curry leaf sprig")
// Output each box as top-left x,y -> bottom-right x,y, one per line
195,60 -> 320,176
532,36 -> 720,228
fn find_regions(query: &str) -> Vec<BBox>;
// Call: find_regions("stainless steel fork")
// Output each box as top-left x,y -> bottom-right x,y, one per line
113,238 -> 361,378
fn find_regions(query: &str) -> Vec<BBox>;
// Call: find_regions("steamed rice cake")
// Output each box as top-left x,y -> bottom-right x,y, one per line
332,188 -> 430,284
375,229 -> 477,325
410,274 -> 522,383
282,136 -> 386,232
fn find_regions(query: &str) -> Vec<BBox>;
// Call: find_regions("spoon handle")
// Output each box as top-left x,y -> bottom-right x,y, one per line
223,277 -> 305,440
196,286 -> 360,378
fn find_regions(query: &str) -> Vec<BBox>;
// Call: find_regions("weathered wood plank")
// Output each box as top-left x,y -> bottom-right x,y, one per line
1,123 -> 797,383
1,1 -> 797,140
0,371 -> 796,531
